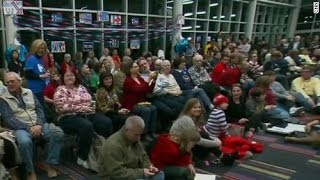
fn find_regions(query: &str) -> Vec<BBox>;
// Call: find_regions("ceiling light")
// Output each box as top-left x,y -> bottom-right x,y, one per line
167,0 -> 173,3
183,0 -> 194,5
213,16 -> 217,19
220,15 -> 225,18
195,25 -> 201,28
231,14 -> 236,17
184,13 -> 193,17
196,11 -> 206,15
210,3 -> 218,7
181,26 -> 192,30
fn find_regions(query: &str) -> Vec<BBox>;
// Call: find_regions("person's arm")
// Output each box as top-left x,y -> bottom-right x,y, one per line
33,95 -> 45,125
140,143 -> 152,168
0,99 -> 31,132
313,78 -> 320,98
188,68 -> 200,86
24,69 -> 42,80
153,75 -> 168,95
291,78 -> 310,98
96,89 -> 113,113
271,82 -> 290,99
100,143 -> 145,179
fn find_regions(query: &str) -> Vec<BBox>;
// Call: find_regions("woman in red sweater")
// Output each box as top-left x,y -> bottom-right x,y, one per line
211,54 -> 230,83
150,127 -> 200,180
122,61 -> 158,139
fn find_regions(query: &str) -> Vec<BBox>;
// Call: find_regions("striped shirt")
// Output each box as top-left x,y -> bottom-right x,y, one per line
204,108 -> 229,138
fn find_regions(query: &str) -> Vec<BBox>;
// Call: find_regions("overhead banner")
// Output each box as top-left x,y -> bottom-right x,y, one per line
83,42 -> 94,52
51,41 -> 66,53
130,39 -> 140,49
79,13 -> 92,24
97,11 -> 109,22
3,1 -> 23,15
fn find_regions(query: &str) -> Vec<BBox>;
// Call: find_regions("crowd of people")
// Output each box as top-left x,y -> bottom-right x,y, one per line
0,34 -> 320,180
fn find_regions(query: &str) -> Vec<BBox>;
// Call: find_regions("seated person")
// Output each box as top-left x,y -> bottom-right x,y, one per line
98,116 -> 164,180
285,119 -> 320,144
171,57 -> 213,112
264,71 -> 305,115
225,84 -> 248,124
189,54 -> 220,99
122,61 -> 157,139
96,71 -> 130,131
53,70 -> 113,169
153,60 -> 186,120
203,94 -> 230,140
291,65 -> 320,113
43,68 -> 60,123
0,72 -> 64,180
150,127 -> 199,180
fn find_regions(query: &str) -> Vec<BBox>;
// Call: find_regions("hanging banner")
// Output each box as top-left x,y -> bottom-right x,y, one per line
52,12 -> 63,23
83,42 -> 94,52
51,41 -> 66,53
97,11 -> 109,22
110,15 -> 121,25
109,39 -> 119,48
130,39 -> 140,49
3,1 -> 23,15
131,17 -> 140,25
79,13 -> 92,24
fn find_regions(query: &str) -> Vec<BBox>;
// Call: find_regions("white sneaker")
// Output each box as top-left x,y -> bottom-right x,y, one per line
77,157 -> 89,169
289,107 -> 304,116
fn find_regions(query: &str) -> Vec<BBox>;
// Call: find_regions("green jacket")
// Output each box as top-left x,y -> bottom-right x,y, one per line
99,128 -> 150,180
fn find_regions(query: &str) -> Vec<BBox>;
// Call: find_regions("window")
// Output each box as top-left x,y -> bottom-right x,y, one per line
104,0 -> 124,12
196,0 -> 208,19
20,30 -> 41,48
128,0 -> 145,14
23,0 -> 39,7
42,0 -> 72,9
149,0 -> 165,15
17,10 -> 41,28
209,22 -> 218,32
75,0 -> 99,10
128,31 -> 145,59
76,12 -> 100,28
43,10 -> 73,28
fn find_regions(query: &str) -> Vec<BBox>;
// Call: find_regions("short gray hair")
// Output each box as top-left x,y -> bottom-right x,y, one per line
5,72 -> 22,82
124,116 -> 145,130
161,60 -> 171,68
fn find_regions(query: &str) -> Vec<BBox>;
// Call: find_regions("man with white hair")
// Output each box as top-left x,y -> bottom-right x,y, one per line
289,35 -> 304,50
99,116 -> 164,180
0,72 -> 64,180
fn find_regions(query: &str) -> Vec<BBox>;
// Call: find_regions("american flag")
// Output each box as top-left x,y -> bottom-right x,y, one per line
110,15 -> 121,25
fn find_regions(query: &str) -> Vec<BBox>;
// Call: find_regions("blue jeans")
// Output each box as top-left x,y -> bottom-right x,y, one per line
137,171 -> 165,180
267,107 -> 291,122
133,105 -> 157,134
183,88 -> 212,111
14,123 -> 64,173
59,113 -> 113,160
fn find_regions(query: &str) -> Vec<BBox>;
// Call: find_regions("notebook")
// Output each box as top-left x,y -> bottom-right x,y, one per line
194,173 -> 216,180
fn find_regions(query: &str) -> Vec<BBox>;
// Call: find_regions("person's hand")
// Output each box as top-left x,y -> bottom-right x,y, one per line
160,81 -> 170,87
188,164 -> 196,176
149,72 -> 157,80
118,108 -> 130,115
194,86 -> 199,90
305,124 -> 312,133
308,98 -> 316,107
40,73 -> 50,79
143,168 -> 155,177
31,125 -> 42,138
82,106 -> 94,113
265,105 -> 276,111
286,95 -> 295,101
239,118 -> 249,124
149,165 -> 159,173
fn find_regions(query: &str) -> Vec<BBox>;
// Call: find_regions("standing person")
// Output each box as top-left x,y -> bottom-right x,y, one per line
112,49 -> 121,71
8,50 -> 24,76
53,70 -> 113,169
122,61 -> 158,139
24,39 -> 50,107
0,72 -> 64,180
98,116 -> 165,180
61,53 -> 76,74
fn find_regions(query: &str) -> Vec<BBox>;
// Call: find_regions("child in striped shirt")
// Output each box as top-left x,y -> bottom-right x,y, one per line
203,94 -> 230,140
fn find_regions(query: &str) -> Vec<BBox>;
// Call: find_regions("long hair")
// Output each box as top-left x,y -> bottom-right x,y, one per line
175,127 -> 200,154
99,71 -> 114,90
29,39 -> 47,55
180,98 -> 204,126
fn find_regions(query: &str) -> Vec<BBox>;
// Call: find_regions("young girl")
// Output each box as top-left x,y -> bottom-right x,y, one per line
203,94 -> 230,139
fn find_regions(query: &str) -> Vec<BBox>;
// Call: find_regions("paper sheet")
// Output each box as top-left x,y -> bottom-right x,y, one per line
194,173 -> 216,180
266,123 -> 305,134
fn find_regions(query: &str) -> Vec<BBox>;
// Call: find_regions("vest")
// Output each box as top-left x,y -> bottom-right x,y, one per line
1,88 -> 37,127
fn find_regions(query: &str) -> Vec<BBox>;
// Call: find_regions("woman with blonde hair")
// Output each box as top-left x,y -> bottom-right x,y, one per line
24,39 -> 50,106
150,125 -> 200,180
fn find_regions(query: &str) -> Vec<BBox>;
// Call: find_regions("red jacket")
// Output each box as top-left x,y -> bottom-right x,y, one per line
217,67 -> 241,87
211,62 -> 228,83
122,76 -> 154,111
112,55 -> 121,70
150,134 -> 192,170
44,82 -> 58,100
265,88 -> 277,105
